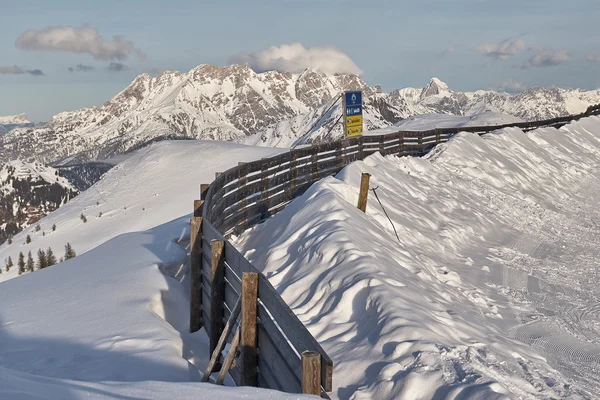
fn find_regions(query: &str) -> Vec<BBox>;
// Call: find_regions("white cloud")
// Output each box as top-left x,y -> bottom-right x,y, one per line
231,43 -> 362,75
473,38 -> 525,60
521,50 -> 570,69
16,25 -> 144,61
586,54 -> 600,63
494,79 -> 527,93
440,46 -> 458,57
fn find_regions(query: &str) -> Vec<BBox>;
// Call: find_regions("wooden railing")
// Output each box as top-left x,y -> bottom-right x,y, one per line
190,104 -> 600,396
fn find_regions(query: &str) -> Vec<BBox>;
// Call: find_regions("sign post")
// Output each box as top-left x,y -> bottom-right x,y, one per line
343,91 -> 363,137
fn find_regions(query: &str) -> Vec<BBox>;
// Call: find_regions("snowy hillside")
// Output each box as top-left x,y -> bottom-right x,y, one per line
0,141 -> 283,282
0,141 -> 295,399
234,116 -> 600,399
368,111 -> 525,134
1,64 -> 599,164
0,160 -> 78,245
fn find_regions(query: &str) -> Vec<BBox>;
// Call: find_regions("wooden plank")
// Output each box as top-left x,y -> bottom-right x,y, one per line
302,351 -> 321,396
241,273 -> 259,386
257,322 -> 301,393
216,326 -> 241,385
257,274 -> 333,391
190,216 -> 203,333
210,240 -> 226,358
202,297 -> 241,382
257,303 -> 302,379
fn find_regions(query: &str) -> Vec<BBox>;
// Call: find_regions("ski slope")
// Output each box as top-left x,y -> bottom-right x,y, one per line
1,117 -> 600,399
234,116 -> 600,399
0,141 -> 292,399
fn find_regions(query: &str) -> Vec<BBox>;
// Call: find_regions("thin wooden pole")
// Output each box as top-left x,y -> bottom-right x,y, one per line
216,326 -> 240,385
240,272 -> 258,386
189,216 -> 203,332
302,351 -> 321,396
357,173 -> 371,213
202,297 -> 241,382
209,240 -> 226,363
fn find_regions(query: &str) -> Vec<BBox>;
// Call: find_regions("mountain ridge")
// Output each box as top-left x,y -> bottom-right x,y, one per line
1,64 -> 599,163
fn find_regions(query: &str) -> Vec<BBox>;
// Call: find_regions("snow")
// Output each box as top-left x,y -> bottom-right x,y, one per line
0,160 -> 75,194
2,116 -> 600,399
234,116 -> 600,399
367,112 -> 524,134
0,113 -> 30,124
0,141 -> 300,399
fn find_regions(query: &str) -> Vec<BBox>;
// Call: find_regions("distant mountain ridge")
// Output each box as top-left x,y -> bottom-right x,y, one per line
1,64 -> 599,163
0,114 -> 37,135
0,114 -> 30,124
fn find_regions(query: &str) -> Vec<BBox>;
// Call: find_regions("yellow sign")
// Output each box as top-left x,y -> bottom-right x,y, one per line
346,115 -> 363,127
347,126 -> 363,137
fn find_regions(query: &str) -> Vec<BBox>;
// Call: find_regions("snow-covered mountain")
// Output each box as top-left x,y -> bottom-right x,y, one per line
0,114 -> 36,134
0,160 -> 78,245
0,114 -> 30,124
1,64 -> 599,163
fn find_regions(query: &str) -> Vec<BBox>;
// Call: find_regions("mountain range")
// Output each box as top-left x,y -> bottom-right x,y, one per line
1,64 -> 599,164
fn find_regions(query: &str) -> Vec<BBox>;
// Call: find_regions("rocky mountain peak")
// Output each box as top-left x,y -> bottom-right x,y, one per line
420,77 -> 451,99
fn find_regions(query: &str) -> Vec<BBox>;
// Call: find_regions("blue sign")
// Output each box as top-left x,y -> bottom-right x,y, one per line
346,105 -> 362,116
345,92 -> 362,110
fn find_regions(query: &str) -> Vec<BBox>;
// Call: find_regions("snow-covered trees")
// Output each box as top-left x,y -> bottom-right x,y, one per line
37,249 -> 48,270
18,252 -> 25,275
65,242 -> 76,260
26,251 -> 34,272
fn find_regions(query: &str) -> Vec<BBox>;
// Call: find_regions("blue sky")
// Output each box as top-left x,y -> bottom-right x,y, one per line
1,0 -> 599,121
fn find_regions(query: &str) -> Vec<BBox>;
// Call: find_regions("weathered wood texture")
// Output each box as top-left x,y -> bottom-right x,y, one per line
210,240 -> 226,360
302,351 -> 321,396
190,216 -> 203,332
357,173 -> 371,213
241,272 -> 258,387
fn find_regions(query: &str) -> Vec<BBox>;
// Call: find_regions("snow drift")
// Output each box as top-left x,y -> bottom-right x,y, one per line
235,116 -> 600,399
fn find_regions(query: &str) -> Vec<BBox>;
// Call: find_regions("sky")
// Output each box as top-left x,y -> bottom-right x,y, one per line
0,0 -> 599,122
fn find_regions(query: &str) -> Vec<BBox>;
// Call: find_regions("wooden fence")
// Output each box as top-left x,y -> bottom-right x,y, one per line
190,104 -> 600,396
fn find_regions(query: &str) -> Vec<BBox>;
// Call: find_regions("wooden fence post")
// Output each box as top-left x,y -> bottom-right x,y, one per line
194,200 -> 204,217
209,240 -> 226,367
302,351 -> 321,396
190,216 -> 203,332
357,173 -> 371,213
201,183 -> 210,200
240,272 -> 258,386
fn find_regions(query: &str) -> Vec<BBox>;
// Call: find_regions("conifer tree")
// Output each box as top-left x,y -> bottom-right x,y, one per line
37,249 -> 48,270
26,251 -> 34,272
52,223 -> 56,232
18,252 -> 25,275
47,248 -> 57,267
26,234 -> 31,244
64,242 -> 76,260
5,256 -> 13,272
7,235 -> 12,245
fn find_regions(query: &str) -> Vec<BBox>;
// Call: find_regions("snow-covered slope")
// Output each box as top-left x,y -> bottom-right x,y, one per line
234,116 -> 600,399
1,65 -> 599,164
368,111 -> 525,134
0,141 -> 299,399
0,114 -> 30,124
0,160 -> 78,245
0,141 -> 283,282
